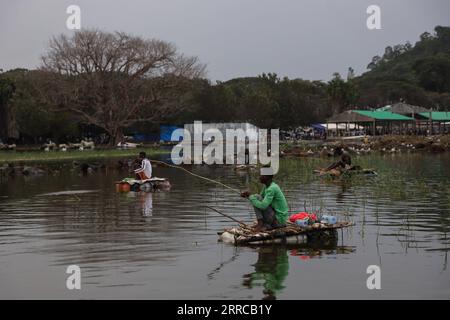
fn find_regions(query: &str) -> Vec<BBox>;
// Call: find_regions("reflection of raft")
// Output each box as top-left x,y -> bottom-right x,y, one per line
218,221 -> 354,246
313,168 -> 377,177
234,164 -> 258,171
115,177 -> 171,192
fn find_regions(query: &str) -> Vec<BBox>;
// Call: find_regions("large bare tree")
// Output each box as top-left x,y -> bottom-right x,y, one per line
39,29 -> 205,145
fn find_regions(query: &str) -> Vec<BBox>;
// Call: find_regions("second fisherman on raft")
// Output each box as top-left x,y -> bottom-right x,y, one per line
240,170 -> 289,232
134,152 -> 152,180
326,146 -> 352,171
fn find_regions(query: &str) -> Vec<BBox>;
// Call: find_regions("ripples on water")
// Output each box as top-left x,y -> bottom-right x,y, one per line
0,153 -> 449,299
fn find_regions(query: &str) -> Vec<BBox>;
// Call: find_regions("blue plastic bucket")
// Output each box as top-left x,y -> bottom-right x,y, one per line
295,219 -> 309,227
322,215 -> 337,224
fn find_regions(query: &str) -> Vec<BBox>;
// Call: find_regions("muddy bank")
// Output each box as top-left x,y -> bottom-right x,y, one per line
281,134 -> 450,157
0,158 -> 171,181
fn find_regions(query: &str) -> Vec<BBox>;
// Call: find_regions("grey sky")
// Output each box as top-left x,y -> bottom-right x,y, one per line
1,0 -> 449,82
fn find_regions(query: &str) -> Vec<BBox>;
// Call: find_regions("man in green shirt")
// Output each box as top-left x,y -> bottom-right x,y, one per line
241,172 -> 289,232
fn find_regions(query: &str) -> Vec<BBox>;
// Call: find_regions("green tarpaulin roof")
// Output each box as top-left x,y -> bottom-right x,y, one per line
419,112 -> 450,121
353,110 -> 413,121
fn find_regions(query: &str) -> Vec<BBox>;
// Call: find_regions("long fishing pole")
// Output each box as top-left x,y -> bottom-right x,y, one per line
150,159 -> 241,194
150,159 -> 312,221
149,159 -> 255,226
205,206 -> 249,227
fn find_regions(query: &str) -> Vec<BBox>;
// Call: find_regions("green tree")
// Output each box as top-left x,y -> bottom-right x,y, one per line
413,54 -> 450,93
39,29 -> 205,145
0,75 -> 18,141
327,73 -> 358,114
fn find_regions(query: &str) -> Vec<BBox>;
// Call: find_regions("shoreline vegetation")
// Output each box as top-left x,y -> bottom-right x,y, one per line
281,134 -> 450,157
0,134 -> 449,165
0,146 -> 168,164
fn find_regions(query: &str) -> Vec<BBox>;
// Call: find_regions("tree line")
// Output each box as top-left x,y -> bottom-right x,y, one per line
1,26 -> 449,145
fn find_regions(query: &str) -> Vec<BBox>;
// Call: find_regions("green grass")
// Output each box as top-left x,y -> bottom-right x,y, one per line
0,147 -> 169,163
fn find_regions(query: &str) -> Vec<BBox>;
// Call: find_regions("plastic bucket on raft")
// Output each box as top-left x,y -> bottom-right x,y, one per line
140,182 -> 153,192
295,219 -> 309,227
115,182 -> 131,192
321,215 -> 337,225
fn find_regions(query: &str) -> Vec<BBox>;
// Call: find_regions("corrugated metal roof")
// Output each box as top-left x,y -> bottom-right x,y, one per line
353,110 -> 414,120
327,110 -> 374,123
376,102 -> 430,114
419,112 -> 450,121
376,105 -> 391,112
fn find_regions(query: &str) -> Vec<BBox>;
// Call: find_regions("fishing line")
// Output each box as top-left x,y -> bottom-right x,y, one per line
150,159 -> 241,194
150,159 -> 310,215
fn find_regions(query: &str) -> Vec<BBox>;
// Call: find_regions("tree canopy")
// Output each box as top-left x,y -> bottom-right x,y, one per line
37,29 -> 205,145
1,26 -> 450,143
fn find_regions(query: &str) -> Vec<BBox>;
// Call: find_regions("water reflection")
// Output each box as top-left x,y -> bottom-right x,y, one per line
288,243 -> 356,259
242,246 -> 289,300
140,192 -> 153,217
334,180 -> 352,204
0,154 -> 449,298
125,191 -> 153,221
242,242 -> 356,300
126,191 -> 154,217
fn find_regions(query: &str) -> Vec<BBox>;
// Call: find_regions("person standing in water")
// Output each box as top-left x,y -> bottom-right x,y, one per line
134,152 -> 152,180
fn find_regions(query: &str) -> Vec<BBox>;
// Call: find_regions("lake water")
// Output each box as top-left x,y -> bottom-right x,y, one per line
0,153 -> 449,299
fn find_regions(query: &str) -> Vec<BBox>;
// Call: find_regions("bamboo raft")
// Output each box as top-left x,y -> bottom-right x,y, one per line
115,177 -> 171,192
313,168 -> 377,177
218,221 -> 354,245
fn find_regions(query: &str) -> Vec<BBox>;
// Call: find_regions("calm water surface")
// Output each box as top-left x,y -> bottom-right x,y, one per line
0,153 -> 449,299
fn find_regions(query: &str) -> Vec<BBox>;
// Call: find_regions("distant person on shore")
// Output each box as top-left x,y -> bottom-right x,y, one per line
134,152 -> 152,180
240,170 -> 289,232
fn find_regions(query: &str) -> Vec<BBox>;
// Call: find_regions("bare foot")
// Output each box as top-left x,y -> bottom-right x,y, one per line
253,225 -> 267,233
251,220 -> 264,231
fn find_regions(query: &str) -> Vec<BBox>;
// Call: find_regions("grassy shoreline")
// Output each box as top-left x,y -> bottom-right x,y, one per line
0,147 -> 169,164
2,134 -> 449,164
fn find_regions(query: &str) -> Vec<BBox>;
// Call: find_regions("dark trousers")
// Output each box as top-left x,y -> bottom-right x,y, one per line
253,195 -> 277,228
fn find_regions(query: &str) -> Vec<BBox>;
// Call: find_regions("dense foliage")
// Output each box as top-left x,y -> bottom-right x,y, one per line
355,25 -> 450,109
1,26 -> 449,144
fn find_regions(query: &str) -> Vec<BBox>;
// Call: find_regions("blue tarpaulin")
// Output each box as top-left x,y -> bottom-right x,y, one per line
311,124 -> 326,132
160,125 -> 183,142
133,134 -> 159,142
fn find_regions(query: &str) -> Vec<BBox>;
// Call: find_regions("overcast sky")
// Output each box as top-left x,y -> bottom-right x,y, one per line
1,0 -> 449,82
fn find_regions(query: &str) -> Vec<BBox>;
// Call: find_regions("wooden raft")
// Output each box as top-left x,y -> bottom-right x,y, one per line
115,177 -> 171,192
313,169 -> 377,177
218,221 -> 354,245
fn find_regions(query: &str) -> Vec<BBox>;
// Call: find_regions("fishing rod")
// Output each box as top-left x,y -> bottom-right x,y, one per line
205,206 -> 249,228
150,159 -> 315,219
150,159 -> 241,194
149,160 -> 256,225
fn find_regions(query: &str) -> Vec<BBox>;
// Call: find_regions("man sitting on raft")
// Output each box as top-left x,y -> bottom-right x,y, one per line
240,170 -> 289,232
134,152 -> 152,180
325,146 -> 352,171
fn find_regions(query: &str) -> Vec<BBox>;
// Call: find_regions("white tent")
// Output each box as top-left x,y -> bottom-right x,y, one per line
321,123 -> 363,130
184,122 -> 259,143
